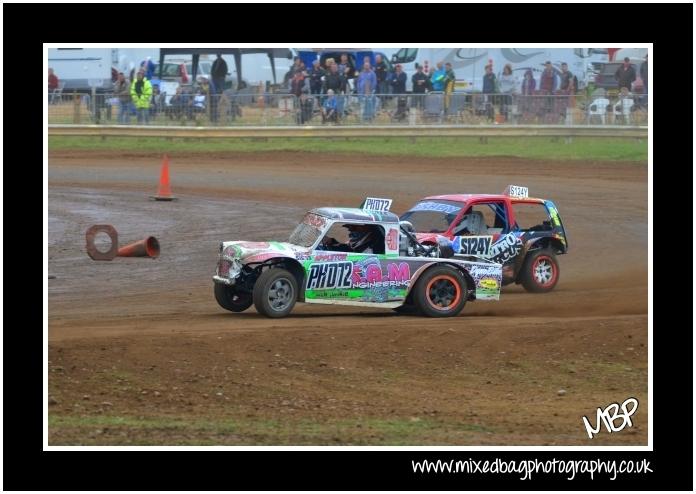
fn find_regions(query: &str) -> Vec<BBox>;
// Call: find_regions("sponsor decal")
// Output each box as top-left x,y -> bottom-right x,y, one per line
479,277 -> 499,290
236,241 -> 270,249
409,202 -> 462,214
362,197 -> 393,212
548,206 -> 561,227
222,245 -> 241,258
351,258 -> 411,289
310,290 -> 350,299
453,235 -> 493,256
313,253 -> 348,262
489,232 -> 523,264
304,213 -> 327,229
386,228 -> 399,251
306,261 -> 353,290
468,265 -> 501,278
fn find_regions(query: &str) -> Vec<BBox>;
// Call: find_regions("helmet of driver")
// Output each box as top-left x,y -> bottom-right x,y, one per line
346,224 -> 374,251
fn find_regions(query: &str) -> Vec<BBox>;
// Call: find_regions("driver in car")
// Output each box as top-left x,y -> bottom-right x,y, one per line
321,224 -> 384,254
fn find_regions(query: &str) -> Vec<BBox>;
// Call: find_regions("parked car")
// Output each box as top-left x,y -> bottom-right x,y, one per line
212,198 -> 503,318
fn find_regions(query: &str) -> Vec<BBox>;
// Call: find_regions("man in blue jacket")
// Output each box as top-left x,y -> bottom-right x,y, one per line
357,62 -> 377,121
430,62 -> 446,92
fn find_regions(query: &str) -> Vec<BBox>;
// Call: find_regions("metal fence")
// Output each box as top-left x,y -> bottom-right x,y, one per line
47,88 -> 649,127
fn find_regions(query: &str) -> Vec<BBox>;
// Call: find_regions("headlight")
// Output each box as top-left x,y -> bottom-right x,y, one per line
228,258 -> 242,279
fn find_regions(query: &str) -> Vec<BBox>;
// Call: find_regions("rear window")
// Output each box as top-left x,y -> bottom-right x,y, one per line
511,202 -> 552,231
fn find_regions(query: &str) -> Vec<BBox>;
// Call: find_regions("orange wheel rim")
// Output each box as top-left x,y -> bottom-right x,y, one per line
425,274 -> 461,310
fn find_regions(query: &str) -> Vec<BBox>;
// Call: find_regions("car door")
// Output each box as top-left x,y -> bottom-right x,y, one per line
303,222 -> 410,305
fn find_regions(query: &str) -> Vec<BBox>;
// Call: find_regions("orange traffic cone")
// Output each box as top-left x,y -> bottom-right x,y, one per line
150,155 -> 177,201
118,236 -> 160,258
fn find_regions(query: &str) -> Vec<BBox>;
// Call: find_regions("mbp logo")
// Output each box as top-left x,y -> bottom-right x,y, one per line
582,397 -> 639,439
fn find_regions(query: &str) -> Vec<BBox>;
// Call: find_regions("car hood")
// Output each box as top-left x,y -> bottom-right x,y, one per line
221,240 -> 309,263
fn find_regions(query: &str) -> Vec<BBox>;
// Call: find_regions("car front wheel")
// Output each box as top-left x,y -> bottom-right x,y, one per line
253,268 -> 298,318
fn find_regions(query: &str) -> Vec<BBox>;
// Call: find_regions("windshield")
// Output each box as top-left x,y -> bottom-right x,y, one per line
400,201 -> 463,233
288,213 -> 327,248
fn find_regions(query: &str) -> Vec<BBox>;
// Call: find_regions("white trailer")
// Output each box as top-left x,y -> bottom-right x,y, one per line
390,47 -> 609,92
47,48 -> 158,92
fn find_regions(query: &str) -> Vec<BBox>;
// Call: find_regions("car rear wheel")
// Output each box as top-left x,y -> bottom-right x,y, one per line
214,283 -> 253,312
520,248 -> 560,293
413,266 -> 467,318
253,268 -> 298,318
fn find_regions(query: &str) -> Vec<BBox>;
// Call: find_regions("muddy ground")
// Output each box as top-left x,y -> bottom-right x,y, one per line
48,150 -> 648,445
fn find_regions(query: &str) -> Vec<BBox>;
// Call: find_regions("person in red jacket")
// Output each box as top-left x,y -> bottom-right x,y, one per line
48,68 -> 60,104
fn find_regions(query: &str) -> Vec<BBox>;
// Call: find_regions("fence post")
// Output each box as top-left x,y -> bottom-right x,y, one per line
73,92 -> 81,124
91,87 -> 97,123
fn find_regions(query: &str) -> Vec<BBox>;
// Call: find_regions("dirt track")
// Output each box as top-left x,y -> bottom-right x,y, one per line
48,150 -> 648,445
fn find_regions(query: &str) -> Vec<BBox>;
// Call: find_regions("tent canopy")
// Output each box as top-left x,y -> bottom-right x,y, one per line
158,48 -> 293,87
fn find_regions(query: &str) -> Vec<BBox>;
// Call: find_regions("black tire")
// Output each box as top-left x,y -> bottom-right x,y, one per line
214,283 -> 253,312
412,265 -> 467,318
253,268 -> 298,318
519,248 -> 560,293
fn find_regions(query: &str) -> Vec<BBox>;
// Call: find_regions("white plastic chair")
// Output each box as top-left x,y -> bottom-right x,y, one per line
50,81 -> 65,104
614,96 -> 634,124
588,97 -> 610,125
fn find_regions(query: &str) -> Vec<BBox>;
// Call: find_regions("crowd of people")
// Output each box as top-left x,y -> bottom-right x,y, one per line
48,53 -> 648,125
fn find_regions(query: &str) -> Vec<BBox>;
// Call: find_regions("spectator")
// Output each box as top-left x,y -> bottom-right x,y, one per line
322,89 -> 338,123
539,61 -> 556,92
411,64 -> 429,109
140,57 -> 155,81
615,57 -> 636,92
167,86 -> 189,120
357,62 -> 377,95
130,70 -> 152,124
297,89 -> 314,125
284,56 -> 302,85
290,68 -> 307,98
374,53 -> 390,96
323,62 -> 346,94
198,77 -> 219,121
338,53 -> 356,82
555,62 -> 575,120
389,64 -> 407,94
443,62 -> 456,114
357,62 -> 377,121
308,59 -> 325,95
115,72 -> 131,124
481,63 -> 497,121
211,54 -> 228,94
538,61 -> 557,121
150,85 -> 165,118
444,62 -> 456,93
521,69 -> 536,95
640,54 -> 648,94
498,64 -> 517,121
48,68 -> 59,103
559,62 -> 574,93
430,61 -> 446,92
520,68 -> 536,116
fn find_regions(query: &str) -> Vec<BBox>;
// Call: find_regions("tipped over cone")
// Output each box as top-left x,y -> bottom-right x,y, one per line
118,236 -> 160,258
150,155 -> 177,201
